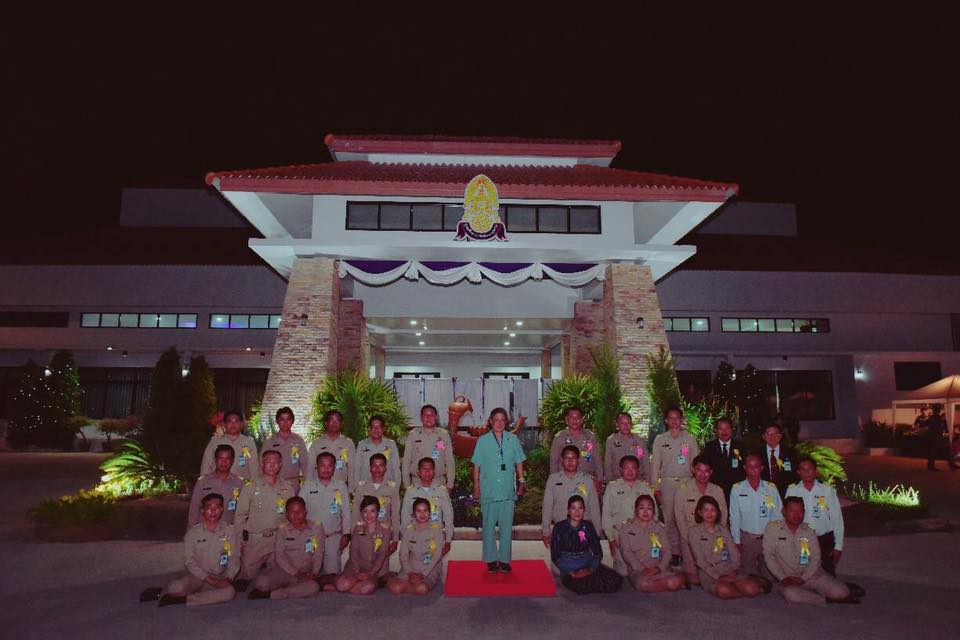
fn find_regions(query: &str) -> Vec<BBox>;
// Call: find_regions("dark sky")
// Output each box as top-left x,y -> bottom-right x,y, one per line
6,4 -> 956,250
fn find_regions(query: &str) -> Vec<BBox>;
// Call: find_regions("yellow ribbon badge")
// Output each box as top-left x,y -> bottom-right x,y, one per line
339,448 -> 349,461
649,533 -> 662,549
374,536 -> 383,553
428,498 -> 437,513
577,483 -> 587,497
223,541 -> 232,557
241,446 -> 251,458
427,539 -> 438,555
232,487 -> 240,500
383,448 -> 391,459
291,445 -> 299,457
377,495 -> 387,508
714,536 -> 725,554
763,494 -> 776,509
816,496 -> 828,510
309,535 -> 319,552
775,457 -> 785,470
275,498 -> 285,511
334,490 -> 343,505
733,448 -> 741,459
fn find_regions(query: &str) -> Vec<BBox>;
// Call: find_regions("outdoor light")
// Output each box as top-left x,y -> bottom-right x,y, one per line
855,367 -> 865,380
636,317 -> 644,329
503,325 -> 508,331
509,332 -> 516,337
105,346 -> 114,351
515,320 -> 523,326
419,340 -> 425,346
299,314 -> 308,326
245,346 -> 252,351
181,367 -> 189,378
503,341 -> 511,346
415,332 -> 422,337
409,319 -> 419,325
43,367 -> 52,377
121,350 -> 128,357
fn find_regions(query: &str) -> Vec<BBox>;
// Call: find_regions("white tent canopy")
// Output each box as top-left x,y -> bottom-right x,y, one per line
892,373 -> 960,440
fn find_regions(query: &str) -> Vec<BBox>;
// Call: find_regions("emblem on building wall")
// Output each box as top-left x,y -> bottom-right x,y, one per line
454,174 -> 508,241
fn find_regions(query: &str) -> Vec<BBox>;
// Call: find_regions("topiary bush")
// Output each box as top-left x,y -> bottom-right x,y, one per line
308,371 -> 409,444
96,440 -> 183,497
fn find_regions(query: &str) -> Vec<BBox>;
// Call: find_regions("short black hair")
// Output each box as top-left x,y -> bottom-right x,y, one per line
201,492 -> 224,509
619,454 -> 640,468
224,409 -> 243,421
664,405 -> 683,418
692,454 -> 712,470
276,406 -> 295,421
369,453 -> 387,467
560,445 -> 581,459
763,423 -> 783,433
694,495 -> 721,523
285,496 -> 306,511
262,449 -> 282,463
368,414 -> 386,427
797,455 -> 817,468
420,404 -> 438,416
783,496 -> 805,511
323,410 -> 343,423
567,494 -> 585,510
359,495 -> 380,513
616,411 -> 633,421
411,497 -> 431,515
316,451 -> 336,465
634,494 -> 656,511
565,406 -> 584,417
213,444 -> 235,460
417,457 -> 436,470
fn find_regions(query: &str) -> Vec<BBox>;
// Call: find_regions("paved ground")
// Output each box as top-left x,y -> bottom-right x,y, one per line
1,452 -> 958,639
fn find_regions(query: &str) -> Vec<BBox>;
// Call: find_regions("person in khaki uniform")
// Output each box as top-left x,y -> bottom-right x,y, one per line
650,405 -> 700,563
301,451 -> 351,585
687,495 -> 764,599
234,450 -> 296,584
617,494 -> 684,593
354,415 -> 401,484
188,444 -> 244,528
144,492 -> 240,607
674,455 -> 728,585
336,496 -> 392,595
248,497 -> 324,600
352,453 -> 401,549
604,412 -> 650,483
763,497 -> 856,604
602,454 -> 657,576
200,410 -> 259,482
307,410 -> 356,487
261,407 -> 308,489
401,457 -> 454,547
401,405 -> 455,488
729,452 -> 782,582
549,407 -> 603,491
389,498 -> 447,595
542,445 -> 601,547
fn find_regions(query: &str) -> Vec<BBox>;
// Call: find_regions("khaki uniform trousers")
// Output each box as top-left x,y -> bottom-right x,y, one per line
251,566 -> 320,599
739,532 -> 771,579
322,534 -> 343,575
241,532 -> 276,580
163,574 -> 235,606
779,571 -> 850,604
658,477 -> 683,550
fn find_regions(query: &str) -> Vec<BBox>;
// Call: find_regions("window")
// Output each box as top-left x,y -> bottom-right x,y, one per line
483,372 -> 531,379
0,311 -> 69,328
346,201 -> 601,234
776,371 -> 835,421
677,370 -> 711,402
393,372 -> 440,379
894,362 -> 941,391
663,317 -> 710,332
720,317 -> 830,333
209,314 -> 283,330
80,312 -> 198,329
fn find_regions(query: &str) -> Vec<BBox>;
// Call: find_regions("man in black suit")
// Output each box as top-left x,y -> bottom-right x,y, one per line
703,417 -> 746,502
758,423 -> 798,496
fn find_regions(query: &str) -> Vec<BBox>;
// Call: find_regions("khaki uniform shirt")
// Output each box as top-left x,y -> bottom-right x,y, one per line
344,521 -> 392,578
762,520 -> 821,582
549,428 -> 603,481
235,477 -> 295,534
402,427 -> 455,487
601,478 -> 657,540
352,479 -> 401,541
300,478 -> 350,535
617,518 -> 672,575
354,437 -> 401,485
400,521 -> 446,581
400,482 -> 454,542
307,434 -> 356,487
183,520 -> 241,581
261,432 -> 308,485
274,519 -> 326,576
650,430 -> 699,486
687,523 -> 740,580
541,471 -> 601,537
188,472 -> 245,528
200,434 -> 259,481
604,432 -> 650,482
674,480 -> 728,545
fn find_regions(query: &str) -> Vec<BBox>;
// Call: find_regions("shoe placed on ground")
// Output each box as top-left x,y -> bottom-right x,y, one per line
487,562 -> 500,573
139,587 -> 162,602
158,594 -> 187,607
499,563 -> 512,573
846,582 -> 867,598
247,589 -> 270,600
232,579 -> 250,593
827,595 -> 861,605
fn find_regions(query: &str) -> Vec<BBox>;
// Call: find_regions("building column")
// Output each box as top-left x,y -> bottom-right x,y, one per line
541,348 -> 552,379
374,346 -> 386,380
603,263 -> 669,436
560,335 -> 571,378
261,257 -> 340,435
336,299 -> 366,372
571,301 -> 606,375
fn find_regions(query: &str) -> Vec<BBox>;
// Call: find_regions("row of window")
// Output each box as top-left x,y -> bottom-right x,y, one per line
663,317 -> 831,334
677,369 -> 835,421
346,201 -> 602,234
79,313 -> 282,330
0,311 -> 70,328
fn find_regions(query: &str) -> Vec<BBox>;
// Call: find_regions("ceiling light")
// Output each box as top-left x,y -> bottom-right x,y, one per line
245,347 -> 252,351
509,332 -> 516,337
515,320 -> 524,326
415,332 -> 422,337
409,319 -> 419,325
419,341 -> 425,346
121,350 -> 128,357
106,346 -> 114,351
503,341 -> 511,346
503,325 -> 508,331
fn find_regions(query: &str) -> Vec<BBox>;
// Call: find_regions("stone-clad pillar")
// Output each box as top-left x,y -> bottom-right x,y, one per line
571,301 -> 606,375
261,257 -> 340,435
541,349 -> 552,379
337,299 -> 366,372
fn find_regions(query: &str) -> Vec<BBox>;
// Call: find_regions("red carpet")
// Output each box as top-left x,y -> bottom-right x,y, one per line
444,560 -> 557,597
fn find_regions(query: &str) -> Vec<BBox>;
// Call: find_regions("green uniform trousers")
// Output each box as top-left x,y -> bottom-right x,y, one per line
481,499 -> 515,563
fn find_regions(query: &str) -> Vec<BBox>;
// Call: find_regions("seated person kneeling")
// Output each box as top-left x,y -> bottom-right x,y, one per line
388,498 -> 447,595
551,494 -> 623,595
335,495 -> 392,595
617,494 -> 684,593
248,497 -> 324,600
688,495 -> 765,599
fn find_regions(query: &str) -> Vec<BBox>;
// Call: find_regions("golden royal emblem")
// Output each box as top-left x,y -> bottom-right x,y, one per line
454,174 -> 507,241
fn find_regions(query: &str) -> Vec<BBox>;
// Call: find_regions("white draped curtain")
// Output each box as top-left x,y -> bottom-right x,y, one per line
338,260 -> 605,287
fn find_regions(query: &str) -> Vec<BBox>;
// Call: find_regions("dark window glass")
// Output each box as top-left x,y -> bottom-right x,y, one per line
249,315 -> 269,329
506,206 -> 535,232
380,204 -> 410,230
393,372 -> 441,378
0,311 -> 70,328
570,206 -> 600,233
777,371 -> 835,420
443,205 -> 464,230
538,206 -> 567,232
894,362 -> 941,391
412,204 -> 443,230
483,372 -> 531,379
677,370 -> 712,402
347,203 -> 379,229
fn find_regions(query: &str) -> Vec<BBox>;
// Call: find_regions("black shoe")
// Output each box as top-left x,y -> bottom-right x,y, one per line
248,589 -> 270,600
487,562 -> 500,573
827,595 -> 861,605
670,555 -> 681,567
139,587 -> 162,602
499,562 -> 512,573
158,594 -> 186,607
846,582 -> 867,598
233,579 -> 250,593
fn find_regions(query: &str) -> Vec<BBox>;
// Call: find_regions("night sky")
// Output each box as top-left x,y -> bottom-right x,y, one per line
7,4 -> 955,251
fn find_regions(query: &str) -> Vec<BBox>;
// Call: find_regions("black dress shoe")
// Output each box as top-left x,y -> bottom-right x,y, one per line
233,579 -> 250,593
139,587 -> 162,602
827,595 -> 861,605
487,562 -> 500,573
158,594 -> 187,607
499,562 -> 512,573
248,589 -> 271,600
846,582 -> 867,598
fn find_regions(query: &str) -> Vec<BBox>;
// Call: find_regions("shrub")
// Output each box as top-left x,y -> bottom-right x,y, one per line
539,375 -> 597,440
513,485 -> 544,526
590,345 -> 632,444
244,398 -> 274,447
308,371 -> 409,445
847,482 -> 920,507
8,353 -> 83,450
681,396 -> 738,447
524,445 -> 551,488
795,441 -> 847,485
27,490 -> 117,527
96,440 -> 183,497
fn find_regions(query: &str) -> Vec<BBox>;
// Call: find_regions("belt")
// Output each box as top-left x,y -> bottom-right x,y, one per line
246,530 -> 275,538
741,532 -> 763,540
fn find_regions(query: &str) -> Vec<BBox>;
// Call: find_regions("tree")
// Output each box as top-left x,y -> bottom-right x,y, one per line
8,361 -> 48,448
138,347 -> 186,480
45,350 -> 83,449
644,346 -> 682,443
712,361 -> 737,406
180,355 -> 218,477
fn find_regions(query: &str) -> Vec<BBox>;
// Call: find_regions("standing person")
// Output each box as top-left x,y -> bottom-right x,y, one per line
617,495 -> 684,593
542,446 -> 601,551
674,455 -> 728,586
551,495 -> 623,595
402,405 -> 455,488
248,497 -> 324,600
926,404 -> 958,471
763,498 -> 856,604
335,496 -> 392,595
703,417 -> 746,501
200,410 -> 259,482
261,407 -> 308,490
785,457 -> 845,575
604,412 -> 650,483
301,451 -> 351,587
687,496 -> 764,600
471,407 -> 526,573
388,498 -> 447,595
141,493 -> 240,607
307,411 -> 356,487
400,458 -> 454,549
234,450 -> 295,588
650,405 -> 699,565
352,453 -> 401,551
549,407 -> 603,492
188,444 -> 244,528
759,423 -> 799,496
602,455 -> 657,576
354,415 -> 401,484
729,452 -> 782,581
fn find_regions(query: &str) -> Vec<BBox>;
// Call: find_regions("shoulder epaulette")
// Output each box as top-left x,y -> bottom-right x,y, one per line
387,480 -> 396,487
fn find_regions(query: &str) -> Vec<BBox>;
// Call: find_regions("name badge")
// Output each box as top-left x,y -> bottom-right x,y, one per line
651,546 -> 660,559
423,552 -> 433,565
219,553 -> 229,567
335,460 -> 344,470
227,499 -> 237,511
812,503 -> 821,518
430,511 -> 440,522
238,457 -> 247,467
783,460 -> 792,472
759,505 -> 768,518
677,455 -> 686,465
731,458 -> 739,468
330,502 -> 339,515
721,548 -> 730,562
431,449 -> 440,460
379,507 -> 386,520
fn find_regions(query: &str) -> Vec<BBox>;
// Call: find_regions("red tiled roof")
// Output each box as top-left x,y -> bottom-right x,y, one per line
206,161 -> 738,202
324,133 -> 623,159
